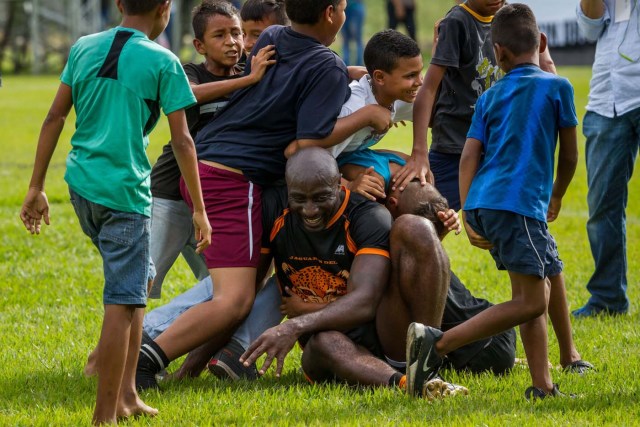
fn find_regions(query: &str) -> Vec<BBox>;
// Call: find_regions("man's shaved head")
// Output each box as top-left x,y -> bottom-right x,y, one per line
286,147 -> 341,188
386,180 -> 448,236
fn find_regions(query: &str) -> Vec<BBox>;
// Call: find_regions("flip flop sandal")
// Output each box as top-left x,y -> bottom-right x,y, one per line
563,359 -> 595,374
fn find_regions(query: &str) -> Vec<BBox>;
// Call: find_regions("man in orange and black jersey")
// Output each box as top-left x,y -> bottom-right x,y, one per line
240,147 -> 453,393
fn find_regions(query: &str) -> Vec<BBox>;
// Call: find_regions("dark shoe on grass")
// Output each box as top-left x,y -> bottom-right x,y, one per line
208,339 -> 258,381
572,304 -> 627,318
563,359 -> 595,375
525,383 -> 573,400
136,364 -> 160,391
406,322 -> 444,396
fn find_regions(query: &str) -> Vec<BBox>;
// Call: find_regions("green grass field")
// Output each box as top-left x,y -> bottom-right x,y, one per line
1,66 -> 640,426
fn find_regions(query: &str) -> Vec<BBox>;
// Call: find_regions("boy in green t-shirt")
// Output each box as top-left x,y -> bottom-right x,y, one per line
19,0 -> 211,424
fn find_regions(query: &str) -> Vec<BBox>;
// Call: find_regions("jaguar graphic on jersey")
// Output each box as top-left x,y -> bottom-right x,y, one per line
281,263 -> 350,303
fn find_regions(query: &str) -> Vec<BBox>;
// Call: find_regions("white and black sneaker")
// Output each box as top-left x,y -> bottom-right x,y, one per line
406,322 -> 444,396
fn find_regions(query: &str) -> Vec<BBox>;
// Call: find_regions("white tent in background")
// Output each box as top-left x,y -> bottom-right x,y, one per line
517,0 -> 593,47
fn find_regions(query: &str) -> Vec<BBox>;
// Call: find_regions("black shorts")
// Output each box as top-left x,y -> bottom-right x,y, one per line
444,328 -> 517,375
299,321 -> 385,360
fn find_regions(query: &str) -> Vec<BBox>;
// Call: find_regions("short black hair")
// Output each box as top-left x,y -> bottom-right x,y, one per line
412,188 -> 449,237
491,3 -> 540,56
120,0 -> 165,15
363,29 -> 421,76
285,0 -> 340,25
241,0 -> 289,25
192,0 -> 240,40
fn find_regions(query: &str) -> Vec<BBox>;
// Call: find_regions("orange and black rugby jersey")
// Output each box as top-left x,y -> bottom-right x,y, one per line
261,186 -> 392,303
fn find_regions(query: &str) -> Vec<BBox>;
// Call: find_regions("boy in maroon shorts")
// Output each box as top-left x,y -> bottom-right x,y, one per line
135,0 -> 389,389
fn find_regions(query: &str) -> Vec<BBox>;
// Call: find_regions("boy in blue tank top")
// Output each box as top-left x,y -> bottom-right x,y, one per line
19,0 -> 211,423
405,4 -> 580,399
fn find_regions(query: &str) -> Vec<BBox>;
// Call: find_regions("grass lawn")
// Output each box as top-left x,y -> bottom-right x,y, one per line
1,66 -> 639,426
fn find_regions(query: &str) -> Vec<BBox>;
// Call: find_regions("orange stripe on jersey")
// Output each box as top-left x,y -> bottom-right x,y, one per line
345,221 -> 358,254
326,187 -> 351,228
356,248 -> 390,258
260,248 -> 271,254
270,208 -> 290,242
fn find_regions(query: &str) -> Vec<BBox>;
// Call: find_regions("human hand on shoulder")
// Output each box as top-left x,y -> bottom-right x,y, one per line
347,66 -> 367,81
347,166 -> 386,201
20,187 -> 50,235
248,45 -> 277,84
192,211 -> 212,254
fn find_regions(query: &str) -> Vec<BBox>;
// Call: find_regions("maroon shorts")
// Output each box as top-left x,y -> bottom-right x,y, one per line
180,162 -> 262,269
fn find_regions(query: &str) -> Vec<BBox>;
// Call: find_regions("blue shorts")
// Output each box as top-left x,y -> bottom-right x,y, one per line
69,188 -> 152,307
464,208 -> 563,279
337,148 -> 406,189
429,151 -> 462,211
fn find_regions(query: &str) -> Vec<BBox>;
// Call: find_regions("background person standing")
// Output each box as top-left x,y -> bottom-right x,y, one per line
573,0 -> 640,318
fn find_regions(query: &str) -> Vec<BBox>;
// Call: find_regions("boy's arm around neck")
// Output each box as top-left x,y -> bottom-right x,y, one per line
167,110 -> 212,252
547,126 -> 578,222
20,83 -> 73,234
191,45 -> 276,104
284,104 -> 392,158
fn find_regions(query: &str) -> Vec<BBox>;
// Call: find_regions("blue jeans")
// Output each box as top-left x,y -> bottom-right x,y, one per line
584,108 -> 640,313
341,2 -> 365,65
148,197 -> 208,299
143,276 -> 284,350
69,188 -> 151,307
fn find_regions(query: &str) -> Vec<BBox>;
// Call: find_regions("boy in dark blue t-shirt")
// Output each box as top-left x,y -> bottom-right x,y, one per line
406,4 -> 579,399
135,0 -> 373,390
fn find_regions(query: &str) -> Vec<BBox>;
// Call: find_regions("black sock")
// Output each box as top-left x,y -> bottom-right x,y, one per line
388,371 -> 404,387
139,339 -> 169,373
141,329 -> 155,347
136,339 -> 169,391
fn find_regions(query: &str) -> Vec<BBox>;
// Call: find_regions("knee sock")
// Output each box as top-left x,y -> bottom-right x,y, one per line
136,339 -> 169,391
139,340 -> 170,373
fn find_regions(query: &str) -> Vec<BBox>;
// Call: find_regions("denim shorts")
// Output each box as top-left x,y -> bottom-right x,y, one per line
464,208 -> 563,279
69,188 -> 152,307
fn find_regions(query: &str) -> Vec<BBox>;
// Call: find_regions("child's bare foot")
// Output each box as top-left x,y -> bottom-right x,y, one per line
117,391 -> 158,419
92,415 -> 117,425
84,348 -> 98,377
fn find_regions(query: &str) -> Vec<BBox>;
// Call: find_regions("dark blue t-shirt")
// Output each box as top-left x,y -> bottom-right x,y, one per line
195,26 -> 351,186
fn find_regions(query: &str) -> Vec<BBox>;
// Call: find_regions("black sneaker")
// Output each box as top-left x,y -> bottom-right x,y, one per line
207,339 -> 258,381
136,364 -> 160,391
524,383 -> 572,400
406,322 -> 444,396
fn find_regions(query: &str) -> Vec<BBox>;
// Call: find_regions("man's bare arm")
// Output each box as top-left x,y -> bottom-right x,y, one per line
240,254 -> 390,377
580,0 -> 605,19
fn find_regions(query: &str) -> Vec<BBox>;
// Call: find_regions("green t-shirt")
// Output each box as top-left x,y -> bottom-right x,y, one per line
61,26 -> 196,216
